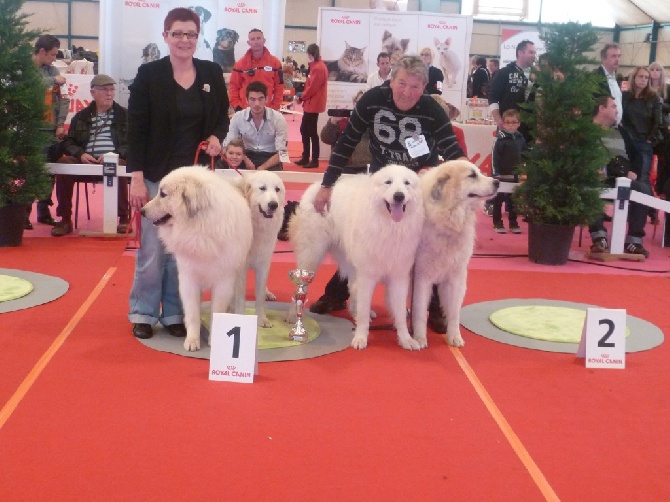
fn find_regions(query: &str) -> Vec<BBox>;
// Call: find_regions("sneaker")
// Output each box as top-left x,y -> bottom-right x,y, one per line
309,296 -> 347,314
590,237 -> 609,253
624,242 -> 649,258
483,201 -> 493,216
493,224 -> 506,234
51,220 -> 73,237
509,224 -> 522,234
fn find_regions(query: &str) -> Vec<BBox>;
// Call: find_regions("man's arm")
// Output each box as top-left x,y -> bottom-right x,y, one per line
221,111 -> 243,148
228,65 -> 243,111
273,110 -> 289,153
488,69 -> 505,129
269,56 -> 285,109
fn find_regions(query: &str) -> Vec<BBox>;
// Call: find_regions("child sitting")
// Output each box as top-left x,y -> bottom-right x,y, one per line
491,109 -> 526,234
221,138 -> 245,170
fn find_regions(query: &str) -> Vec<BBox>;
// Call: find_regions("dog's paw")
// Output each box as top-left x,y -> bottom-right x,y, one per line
258,317 -> 273,329
413,334 -> 428,349
284,312 -> 297,324
351,335 -> 368,350
183,336 -> 201,352
447,333 -> 465,348
399,336 -> 422,351
265,289 -> 276,301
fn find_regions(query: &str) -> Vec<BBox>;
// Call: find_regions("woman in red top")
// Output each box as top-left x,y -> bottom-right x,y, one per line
295,43 -> 328,168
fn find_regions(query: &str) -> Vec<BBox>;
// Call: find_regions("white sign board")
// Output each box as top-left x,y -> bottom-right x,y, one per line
577,308 -> 626,369
209,313 -> 258,383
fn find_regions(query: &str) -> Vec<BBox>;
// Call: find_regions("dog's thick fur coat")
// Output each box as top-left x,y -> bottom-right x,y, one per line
141,166 -> 253,352
412,160 -> 498,348
229,170 -> 285,327
289,164 -> 425,350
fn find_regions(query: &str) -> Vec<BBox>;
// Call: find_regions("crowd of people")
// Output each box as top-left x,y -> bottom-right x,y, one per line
26,8 -> 670,338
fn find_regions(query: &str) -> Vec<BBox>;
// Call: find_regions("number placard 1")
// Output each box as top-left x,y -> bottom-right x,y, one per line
576,308 -> 626,369
209,313 -> 258,383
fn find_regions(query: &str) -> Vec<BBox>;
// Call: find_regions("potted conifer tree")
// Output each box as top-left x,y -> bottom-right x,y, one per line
513,22 -> 611,265
0,0 -> 52,246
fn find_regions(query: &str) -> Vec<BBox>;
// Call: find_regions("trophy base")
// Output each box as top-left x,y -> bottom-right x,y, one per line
289,325 -> 308,343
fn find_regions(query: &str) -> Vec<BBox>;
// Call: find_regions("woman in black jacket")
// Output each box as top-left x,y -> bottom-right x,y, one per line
126,7 -> 230,341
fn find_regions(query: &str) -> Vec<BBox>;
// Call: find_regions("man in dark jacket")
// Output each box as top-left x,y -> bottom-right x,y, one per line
51,74 -> 130,236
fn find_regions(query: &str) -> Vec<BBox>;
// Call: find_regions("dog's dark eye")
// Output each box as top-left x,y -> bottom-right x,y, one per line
275,187 -> 281,193
469,170 -> 478,179
159,189 -> 166,198
385,179 -> 392,185
259,185 -> 267,192
404,180 -> 411,186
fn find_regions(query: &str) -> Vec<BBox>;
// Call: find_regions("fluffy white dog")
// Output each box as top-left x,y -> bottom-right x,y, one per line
412,160 -> 498,348
229,170 -> 285,328
289,164 -> 425,350
141,166 -> 253,352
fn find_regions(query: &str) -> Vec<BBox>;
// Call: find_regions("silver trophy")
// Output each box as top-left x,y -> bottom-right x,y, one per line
288,269 -> 316,342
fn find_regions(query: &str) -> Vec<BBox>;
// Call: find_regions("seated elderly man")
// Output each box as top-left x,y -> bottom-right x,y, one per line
222,80 -> 288,171
52,74 -> 130,236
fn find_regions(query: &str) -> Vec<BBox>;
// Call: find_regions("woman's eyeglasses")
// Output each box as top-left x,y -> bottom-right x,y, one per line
169,31 -> 199,40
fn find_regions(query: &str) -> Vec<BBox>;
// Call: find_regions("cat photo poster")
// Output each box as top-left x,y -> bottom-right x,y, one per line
319,10 -> 371,84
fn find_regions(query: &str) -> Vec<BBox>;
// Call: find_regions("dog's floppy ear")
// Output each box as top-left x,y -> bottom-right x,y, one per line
400,39 -> 409,51
431,175 -> 450,201
181,177 -> 211,218
232,30 -> 239,43
382,30 -> 392,42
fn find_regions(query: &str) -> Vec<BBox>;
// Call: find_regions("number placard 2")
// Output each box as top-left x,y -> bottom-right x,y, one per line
576,308 -> 626,369
209,313 -> 258,383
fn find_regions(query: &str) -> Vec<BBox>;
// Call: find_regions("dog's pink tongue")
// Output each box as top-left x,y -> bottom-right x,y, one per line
390,204 -> 404,222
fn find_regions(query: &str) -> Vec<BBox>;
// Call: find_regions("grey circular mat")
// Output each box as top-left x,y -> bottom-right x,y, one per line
135,301 -> 355,362
0,268 -> 69,314
460,298 -> 663,353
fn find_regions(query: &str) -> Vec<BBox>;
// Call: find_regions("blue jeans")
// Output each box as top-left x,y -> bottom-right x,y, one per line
629,139 -> 654,192
128,180 -> 183,326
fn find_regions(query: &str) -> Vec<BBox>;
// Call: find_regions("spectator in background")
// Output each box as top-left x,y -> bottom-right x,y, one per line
471,56 -> 490,98
126,7 -> 230,341
594,43 -> 623,125
51,74 -> 130,237
488,58 -> 499,80
295,43 -> 327,169
28,34 -> 70,229
282,56 -> 295,89
420,47 -> 444,95
223,81 -> 288,171
229,28 -> 284,111
621,66 -> 662,194
366,52 -> 391,89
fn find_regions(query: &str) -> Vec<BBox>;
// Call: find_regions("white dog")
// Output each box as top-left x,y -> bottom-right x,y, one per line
434,37 -> 461,88
412,161 -> 498,348
141,166 -> 253,352
289,164 -> 425,350
229,170 -> 285,328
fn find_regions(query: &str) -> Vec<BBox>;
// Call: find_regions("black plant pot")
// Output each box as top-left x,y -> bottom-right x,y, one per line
0,204 -> 29,247
528,222 -> 576,265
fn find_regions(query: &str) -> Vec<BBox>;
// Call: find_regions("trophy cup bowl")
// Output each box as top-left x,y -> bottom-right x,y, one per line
288,269 -> 316,342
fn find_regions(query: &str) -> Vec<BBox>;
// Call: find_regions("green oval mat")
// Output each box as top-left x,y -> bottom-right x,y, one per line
201,308 -> 320,349
0,274 -> 34,302
490,306 -> 630,343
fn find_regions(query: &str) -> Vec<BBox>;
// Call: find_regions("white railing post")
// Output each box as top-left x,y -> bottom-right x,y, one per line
102,153 -> 120,234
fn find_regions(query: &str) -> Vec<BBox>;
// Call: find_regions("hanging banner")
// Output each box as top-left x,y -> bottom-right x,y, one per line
317,8 -> 473,114
99,0 -> 285,107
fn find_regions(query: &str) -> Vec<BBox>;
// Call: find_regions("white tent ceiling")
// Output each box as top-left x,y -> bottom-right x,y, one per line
599,0 -> 670,26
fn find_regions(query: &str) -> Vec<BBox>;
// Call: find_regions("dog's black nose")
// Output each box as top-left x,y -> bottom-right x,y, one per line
493,179 -> 500,187
268,201 -> 278,211
393,192 -> 405,203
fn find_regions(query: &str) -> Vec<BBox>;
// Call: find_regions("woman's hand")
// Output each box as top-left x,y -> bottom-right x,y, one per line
129,173 -> 149,211
203,135 -> 222,156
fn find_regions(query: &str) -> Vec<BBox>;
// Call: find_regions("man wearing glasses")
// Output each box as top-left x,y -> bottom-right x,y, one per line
229,29 -> 284,111
51,74 -> 130,236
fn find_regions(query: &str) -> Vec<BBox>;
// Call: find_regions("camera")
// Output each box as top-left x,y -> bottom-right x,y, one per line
327,108 -> 352,118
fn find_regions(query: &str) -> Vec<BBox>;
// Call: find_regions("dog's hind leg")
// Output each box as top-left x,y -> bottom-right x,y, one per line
388,275 -> 421,350
438,273 -> 466,347
210,274 -> 238,346
350,274 -> 374,349
410,276 -> 433,349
